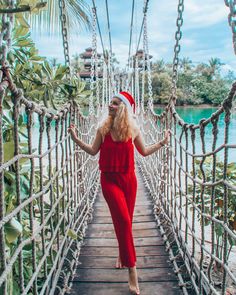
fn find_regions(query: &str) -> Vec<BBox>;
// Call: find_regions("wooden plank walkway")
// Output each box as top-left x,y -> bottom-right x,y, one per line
67,169 -> 182,295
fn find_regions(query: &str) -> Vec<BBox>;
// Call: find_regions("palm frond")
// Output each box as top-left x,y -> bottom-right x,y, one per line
27,0 -> 91,35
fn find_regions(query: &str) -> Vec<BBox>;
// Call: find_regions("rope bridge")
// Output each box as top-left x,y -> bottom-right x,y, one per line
1,0 -> 236,295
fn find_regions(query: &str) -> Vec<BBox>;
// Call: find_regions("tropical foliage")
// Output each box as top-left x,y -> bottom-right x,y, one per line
149,58 -> 234,106
188,158 -> 236,265
1,7 -> 91,292
7,25 -> 90,109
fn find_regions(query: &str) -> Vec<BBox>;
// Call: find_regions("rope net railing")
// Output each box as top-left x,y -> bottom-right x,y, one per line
133,0 -> 236,293
0,86 -> 100,294
136,86 -> 236,294
0,1 -> 107,293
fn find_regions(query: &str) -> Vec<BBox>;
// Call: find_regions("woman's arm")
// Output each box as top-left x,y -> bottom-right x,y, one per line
68,124 -> 102,156
134,129 -> 170,157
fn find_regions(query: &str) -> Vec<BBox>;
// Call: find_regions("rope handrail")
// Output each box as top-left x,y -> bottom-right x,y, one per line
136,91 -> 236,294
0,8 -> 100,293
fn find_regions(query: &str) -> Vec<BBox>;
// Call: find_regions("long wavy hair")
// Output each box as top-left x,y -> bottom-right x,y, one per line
99,102 -> 137,142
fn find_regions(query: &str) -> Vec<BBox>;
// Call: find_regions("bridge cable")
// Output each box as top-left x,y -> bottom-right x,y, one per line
127,0 -> 135,68
105,0 -> 113,57
88,6 -> 97,115
136,0 -> 149,53
59,0 -> 71,76
169,0 -> 184,105
91,0 -> 106,60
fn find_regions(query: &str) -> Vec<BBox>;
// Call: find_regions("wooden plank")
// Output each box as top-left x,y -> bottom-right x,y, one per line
94,204 -> 153,213
93,209 -> 154,217
68,282 -> 182,295
72,268 -> 178,282
94,198 -> 152,209
88,221 -> 157,232
77,255 -> 172,269
80,245 -> 166,257
83,236 -> 164,247
86,228 -> 161,238
90,214 -> 155,224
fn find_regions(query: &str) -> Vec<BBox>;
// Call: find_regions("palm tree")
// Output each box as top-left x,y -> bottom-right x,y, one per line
208,58 -> 224,78
27,0 -> 91,35
71,53 -> 82,73
179,57 -> 192,71
153,59 -> 165,74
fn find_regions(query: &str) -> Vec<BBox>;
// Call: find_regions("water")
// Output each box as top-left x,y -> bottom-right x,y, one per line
28,106 -> 236,163
154,106 -> 236,163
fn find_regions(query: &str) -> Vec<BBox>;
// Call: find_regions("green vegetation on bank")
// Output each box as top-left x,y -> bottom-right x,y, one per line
149,57 -> 235,106
4,21 -> 235,110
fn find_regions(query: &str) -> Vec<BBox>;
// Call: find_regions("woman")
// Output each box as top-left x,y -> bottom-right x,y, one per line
68,91 -> 170,295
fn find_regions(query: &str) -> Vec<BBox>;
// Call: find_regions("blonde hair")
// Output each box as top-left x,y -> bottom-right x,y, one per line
99,103 -> 137,142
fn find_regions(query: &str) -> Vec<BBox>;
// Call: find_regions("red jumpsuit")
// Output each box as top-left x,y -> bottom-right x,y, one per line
99,132 -> 137,268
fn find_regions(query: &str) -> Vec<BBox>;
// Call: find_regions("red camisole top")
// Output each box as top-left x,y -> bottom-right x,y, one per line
99,132 -> 135,173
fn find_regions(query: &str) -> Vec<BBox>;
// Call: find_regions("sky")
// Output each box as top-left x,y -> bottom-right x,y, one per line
31,0 -> 236,74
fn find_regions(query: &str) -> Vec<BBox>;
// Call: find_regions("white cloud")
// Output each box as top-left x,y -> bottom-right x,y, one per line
31,0 -> 235,71
185,0 -> 228,28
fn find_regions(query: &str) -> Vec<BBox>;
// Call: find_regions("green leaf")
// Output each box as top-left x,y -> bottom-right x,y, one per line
42,61 -> 52,77
15,14 -> 30,29
14,26 -> 29,38
68,229 -> 77,240
54,65 -> 68,80
3,141 -> 15,163
4,218 -> 23,243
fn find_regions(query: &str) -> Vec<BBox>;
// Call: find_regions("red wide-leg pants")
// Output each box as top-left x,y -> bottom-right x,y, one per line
100,170 -> 137,268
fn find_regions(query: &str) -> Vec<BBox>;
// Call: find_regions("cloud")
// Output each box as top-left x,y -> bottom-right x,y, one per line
31,0 -> 235,71
185,0 -> 228,28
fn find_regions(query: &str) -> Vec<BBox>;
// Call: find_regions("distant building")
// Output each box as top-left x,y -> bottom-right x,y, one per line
132,49 -> 153,69
79,47 -> 103,81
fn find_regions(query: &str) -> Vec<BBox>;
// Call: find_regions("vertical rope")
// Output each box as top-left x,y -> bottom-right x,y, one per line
207,116 -> 219,289
68,111 -> 74,227
102,61 -> 106,108
54,118 -> 60,265
178,129 -> 184,232
46,116 -> 54,290
0,89 -> 6,295
222,101 -> 231,295
26,107 -> 37,295
135,56 -> 140,114
184,127 -> 189,246
141,49 -> 145,112
13,94 -> 24,292
64,112 -> 71,226
169,110 -> 174,223
199,119 -> 206,294
173,116 -> 177,221
38,111 -> 47,277
60,114 -> 66,236
190,126 -> 196,268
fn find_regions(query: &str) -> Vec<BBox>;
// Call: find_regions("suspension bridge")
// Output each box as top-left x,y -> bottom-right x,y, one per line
0,0 -> 236,294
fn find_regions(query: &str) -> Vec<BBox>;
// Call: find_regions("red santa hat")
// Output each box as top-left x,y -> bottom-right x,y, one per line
113,91 -> 135,113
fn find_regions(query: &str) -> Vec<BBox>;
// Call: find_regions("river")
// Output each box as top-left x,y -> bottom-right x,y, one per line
154,106 -> 236,163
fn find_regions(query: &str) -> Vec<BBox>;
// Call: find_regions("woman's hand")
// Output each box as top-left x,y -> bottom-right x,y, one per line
161,129 -> 171,146
68,123 -> 78,141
